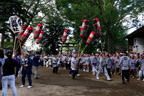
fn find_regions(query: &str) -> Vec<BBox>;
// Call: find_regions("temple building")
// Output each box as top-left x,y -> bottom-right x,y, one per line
125,26 -> 144,53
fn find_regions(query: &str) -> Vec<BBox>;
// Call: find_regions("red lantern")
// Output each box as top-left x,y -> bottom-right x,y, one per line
93,18 -> 102,36
34,23 -> 43,39
36,30 -> 44,44
19,26 -> 33,43
17,25 -> 25,40
80,19 -> 89,38
86,31 -> 95,45
62,29 -> 69,43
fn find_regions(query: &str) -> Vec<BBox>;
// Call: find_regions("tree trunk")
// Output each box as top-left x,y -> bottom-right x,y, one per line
52,41 -> 56,54
107,34 -> 111,53
111,41 -> 115,54
1,32 -> 5,48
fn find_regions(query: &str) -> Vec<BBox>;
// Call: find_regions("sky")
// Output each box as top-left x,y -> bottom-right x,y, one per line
124,13 -> 144,34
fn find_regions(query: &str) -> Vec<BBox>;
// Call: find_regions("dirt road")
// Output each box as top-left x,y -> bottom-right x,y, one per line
1,67 -> 144,96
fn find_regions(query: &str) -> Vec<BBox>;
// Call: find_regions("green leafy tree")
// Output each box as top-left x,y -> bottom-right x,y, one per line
32,0 -> 69,54
40,20 -> 65,54
56,0 -> 144,53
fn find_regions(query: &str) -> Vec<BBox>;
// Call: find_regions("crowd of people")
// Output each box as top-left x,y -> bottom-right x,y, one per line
0,47 -> 144,96
39,50 -> 144,82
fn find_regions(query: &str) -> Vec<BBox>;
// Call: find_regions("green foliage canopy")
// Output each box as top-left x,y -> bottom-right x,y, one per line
56,0 -> 144,53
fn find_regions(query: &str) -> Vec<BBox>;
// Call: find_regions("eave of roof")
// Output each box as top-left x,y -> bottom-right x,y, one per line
125,26 -> 144,38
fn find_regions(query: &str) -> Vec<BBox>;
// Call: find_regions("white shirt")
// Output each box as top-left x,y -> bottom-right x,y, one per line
71,57 -> 77,70
119,56 -> 131,70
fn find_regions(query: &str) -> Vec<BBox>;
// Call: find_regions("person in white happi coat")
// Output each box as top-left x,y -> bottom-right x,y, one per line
119,52 -> 131,84
96,53 -> 100,71
130,55 -> 137,78
57,55 -> 61,69
82,54 -> 87,71
115,55 -> 120,75
96,53 -> 111,81
86,54 -> 91,72
112,54 -> 117,75
105,55 -> 113,78
71,54 -> 78,79
79,54 -> 84,70
67,56 -> 72,69
62,54 -> 67,69
82,54 -> 90,72
52,55 -> 58,74
91,54 -> 98,75
137,55 -> 144,81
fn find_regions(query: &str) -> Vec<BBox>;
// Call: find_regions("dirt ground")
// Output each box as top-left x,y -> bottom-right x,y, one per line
1,67 -> 144,96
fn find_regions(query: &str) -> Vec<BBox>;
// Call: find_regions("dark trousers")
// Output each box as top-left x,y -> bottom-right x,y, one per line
122,70 -> 129,82
22,72 -> 32,86
53,67 -> 58,74
72,70 -> 77,79
16,67 -> 19,78
69,69 -> 72,75
107,68 -> 111,78
116,68 -> 120,72
61,62 -> 64,67
69,69 -> 79,75
67,63 -> 71,69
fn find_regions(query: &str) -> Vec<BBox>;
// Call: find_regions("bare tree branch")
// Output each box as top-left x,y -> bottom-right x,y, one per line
103,0 -> 106,11
26,0 -> 40,27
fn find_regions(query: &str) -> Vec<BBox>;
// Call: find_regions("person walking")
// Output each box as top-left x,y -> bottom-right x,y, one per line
91,54 -> 97,75
62,54 -> 67,69
112,54 -> 117,75
71,54 -> 78,79
105,55 -> 113,78
82,54 -> 87,72
130,55 -> 137,78
119,52 -> 131,84
33,52 -> 40,79
115,55 -> 120,75
2,50 -> 18,96
96,53 -> 111,81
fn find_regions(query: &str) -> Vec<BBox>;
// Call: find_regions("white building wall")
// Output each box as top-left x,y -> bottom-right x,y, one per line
133,38 -> 144,53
